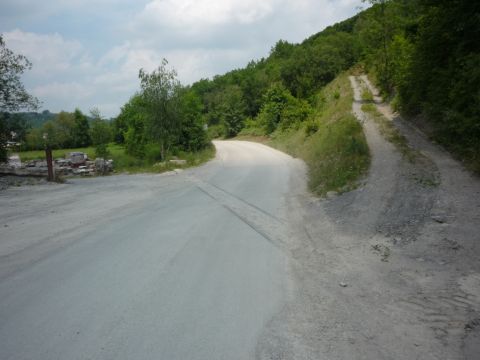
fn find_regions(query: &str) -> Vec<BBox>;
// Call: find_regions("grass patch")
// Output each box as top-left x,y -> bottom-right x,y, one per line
17,147 -> 96,162
361,103 -> 416,162
234,134 -> 270,144
361,87 -> 374,101
17,143 -> 216,174
269,72 -> 371,196
102,144 -> 216,173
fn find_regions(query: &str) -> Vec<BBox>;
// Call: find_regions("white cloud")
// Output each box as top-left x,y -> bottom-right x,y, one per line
1,0 -> 366,117
129,0 -> 365,50
0,0 -> 143,22
32,82 -> 92,100
93,45 -> 248,94
166,48 -> 258,83
97,42 -> 132,68
95,43 -> 165,93
3,29 -> 86,78
136,0 -> 276,28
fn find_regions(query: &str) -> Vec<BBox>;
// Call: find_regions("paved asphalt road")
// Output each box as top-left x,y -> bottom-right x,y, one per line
0,141 -> 300,360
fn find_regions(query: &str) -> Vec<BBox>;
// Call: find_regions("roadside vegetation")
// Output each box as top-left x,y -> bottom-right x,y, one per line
1,49 -> 213,173
356,0 -> 479,173
17,143 -> 215,174
267,73 -> 370,195
2,0 -> 478,179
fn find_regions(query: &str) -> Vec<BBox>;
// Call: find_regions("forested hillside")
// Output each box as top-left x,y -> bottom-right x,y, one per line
113,0 -> 477,172
3,0 -> 478,177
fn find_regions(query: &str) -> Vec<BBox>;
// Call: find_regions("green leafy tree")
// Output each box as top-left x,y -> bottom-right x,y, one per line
219,85 -> 247,138
356,1 -> 399,92
112,112 -> 128,144
255,84 -> 310,134
0,35 -> 39,162
178,88 -> 208,151
41,120 -> 61,149
21,112 -> 72,150
280,33 -> 356,98
0,112 -> 31,144
399,0 -> 480,169
22,112 -> 73,150
89,110 -> 112,159
0,117 -> 7,161
389,34 -> 414,92
139,59 -> 182,160
239,62 -> 271,117
56,111 -> 77,148
257,84 -> 290,134
24,127 -> 45,150
72,108 -> 91,147
119,94 -> 148,157
0,35 -> 39,112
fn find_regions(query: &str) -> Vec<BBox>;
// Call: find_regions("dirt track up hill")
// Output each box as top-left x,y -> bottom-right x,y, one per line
256,75 -> 480,360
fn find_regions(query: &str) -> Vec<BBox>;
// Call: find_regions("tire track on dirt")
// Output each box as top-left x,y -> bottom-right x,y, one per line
357,75 -> 480,359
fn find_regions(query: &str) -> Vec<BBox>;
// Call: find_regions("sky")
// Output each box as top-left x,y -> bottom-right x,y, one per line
0,0 -> 366,118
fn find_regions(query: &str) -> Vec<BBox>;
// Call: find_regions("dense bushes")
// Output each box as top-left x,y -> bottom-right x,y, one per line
6,0 -> 478,172
270,73 -> 370,195
356,0 -> 480,171
116,61 -> 209,160
398,0 -> 480,170
21,109 -> 92,150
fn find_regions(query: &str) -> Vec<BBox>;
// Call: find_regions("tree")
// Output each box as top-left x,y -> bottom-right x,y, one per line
112,112 -> 128,144
89,109 -> 112,159
41,120 -> 61,149
357,0 -> 418,93
72,108 -> 91,147
0,112 -> 31,143
398,0 -> 480,169
119,94 -> 148,157
0,35 -> 39,112
257,83 -> 289,134
256,84 -> 311,134
0,117 -> 7,161
53,111 -> 75,148
219,85 -> 247,138
359,0 -> 394,91
280,33 -> 356,98
0,35 -> 39,162
178,88 -> 208,151
139,59 -> 182,160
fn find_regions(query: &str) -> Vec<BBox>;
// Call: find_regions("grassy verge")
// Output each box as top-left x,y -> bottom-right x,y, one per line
17,147 -> 96,162
16,143 -> 216,174
233,134 -> 270,144
361,88 -> 374,102
361,103 -> 416,162
361,96 -> 439,187
269,72 -> 370,196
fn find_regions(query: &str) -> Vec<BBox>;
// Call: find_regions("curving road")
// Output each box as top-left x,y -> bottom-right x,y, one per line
0,141 -> 302,360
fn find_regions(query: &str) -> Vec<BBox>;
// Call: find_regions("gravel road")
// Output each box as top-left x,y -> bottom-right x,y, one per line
256,77 -> 480,360
1,80 -> 479,359
0,141 -> 301,360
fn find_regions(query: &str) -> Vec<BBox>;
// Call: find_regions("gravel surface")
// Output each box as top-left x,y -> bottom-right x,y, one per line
0,141 -> 296,360
256,76 -> 480,360
1,81 -> 479,359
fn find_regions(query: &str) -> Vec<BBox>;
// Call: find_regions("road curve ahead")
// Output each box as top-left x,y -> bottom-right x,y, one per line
0,141 -> 301,360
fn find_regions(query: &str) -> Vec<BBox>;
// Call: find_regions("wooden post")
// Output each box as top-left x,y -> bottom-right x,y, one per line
46,147 -> 54,182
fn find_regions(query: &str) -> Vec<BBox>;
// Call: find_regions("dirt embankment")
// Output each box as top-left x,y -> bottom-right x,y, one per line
256,75 -> 480,360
